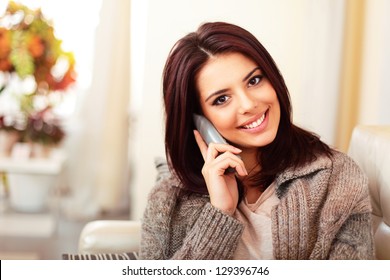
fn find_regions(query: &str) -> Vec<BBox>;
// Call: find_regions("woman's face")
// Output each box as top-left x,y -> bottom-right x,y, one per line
196,52 -> 280,153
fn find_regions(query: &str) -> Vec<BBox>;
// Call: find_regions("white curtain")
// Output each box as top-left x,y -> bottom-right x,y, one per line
62,0 -> 131,219
290,0 -> 345,147
358,0 -> 390,126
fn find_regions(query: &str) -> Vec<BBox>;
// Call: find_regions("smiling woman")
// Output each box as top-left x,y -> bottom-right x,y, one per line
139,21 -> 375,260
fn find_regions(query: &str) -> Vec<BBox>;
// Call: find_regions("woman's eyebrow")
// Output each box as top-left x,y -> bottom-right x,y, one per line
205,89 -> 228,103
242,67 -> 261,82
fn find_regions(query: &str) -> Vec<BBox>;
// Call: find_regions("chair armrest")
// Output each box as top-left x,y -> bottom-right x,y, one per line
78,220 -> 141,254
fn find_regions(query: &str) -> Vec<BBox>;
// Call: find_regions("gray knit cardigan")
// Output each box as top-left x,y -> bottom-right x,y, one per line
140,151 -> 375,260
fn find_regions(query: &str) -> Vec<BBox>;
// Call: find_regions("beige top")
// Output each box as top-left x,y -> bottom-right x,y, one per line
233,182 -> 280,259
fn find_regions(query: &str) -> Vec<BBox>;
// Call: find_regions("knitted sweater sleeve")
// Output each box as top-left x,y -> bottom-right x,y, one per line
139,178 -> 244,260
170,203 -> 243,259
325,154 -> 375,259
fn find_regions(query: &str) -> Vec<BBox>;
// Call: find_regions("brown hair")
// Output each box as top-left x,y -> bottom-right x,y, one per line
163,22 -> 331,194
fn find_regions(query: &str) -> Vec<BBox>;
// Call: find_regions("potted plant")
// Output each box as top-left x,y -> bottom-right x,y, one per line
0,2 -> 75,212
0,1 -> 76,157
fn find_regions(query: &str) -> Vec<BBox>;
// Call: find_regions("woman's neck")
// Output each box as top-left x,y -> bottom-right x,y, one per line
245,187 -> 263,204
239,148 -> 261,175
237,148 -> 263,203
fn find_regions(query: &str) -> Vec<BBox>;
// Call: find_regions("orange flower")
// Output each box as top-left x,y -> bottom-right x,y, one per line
28,35 -> 45,58
0,28 -> 11,57
0,28 -> 12,71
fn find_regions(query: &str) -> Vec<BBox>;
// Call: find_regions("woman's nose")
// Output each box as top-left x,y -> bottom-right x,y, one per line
237,91 -> 258,114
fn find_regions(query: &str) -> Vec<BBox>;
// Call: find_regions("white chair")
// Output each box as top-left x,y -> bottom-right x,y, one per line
78,220 -> 141,254
77,125 -> 390,259
348,125 -> 390,260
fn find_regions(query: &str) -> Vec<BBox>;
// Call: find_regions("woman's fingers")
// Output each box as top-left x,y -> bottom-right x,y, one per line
194,129 -> 246,175
205,142 -> 242,162
205,151 -> 248,177
206,143 -> 242,160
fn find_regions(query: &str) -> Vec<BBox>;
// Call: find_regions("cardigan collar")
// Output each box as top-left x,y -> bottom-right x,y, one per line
275,152 -> 334,198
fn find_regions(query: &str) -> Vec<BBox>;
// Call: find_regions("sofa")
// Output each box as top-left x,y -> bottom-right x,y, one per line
347,125 -> 390,259
63,125 -> 390,260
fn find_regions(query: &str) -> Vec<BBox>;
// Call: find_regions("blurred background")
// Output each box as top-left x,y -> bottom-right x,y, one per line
0,0 -> 389,257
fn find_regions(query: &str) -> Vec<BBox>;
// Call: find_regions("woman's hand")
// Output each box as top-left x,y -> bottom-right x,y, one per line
194,130 -> 248,215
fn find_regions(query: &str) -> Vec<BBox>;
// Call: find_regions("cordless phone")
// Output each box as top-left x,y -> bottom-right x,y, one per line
193,114 -> 239,173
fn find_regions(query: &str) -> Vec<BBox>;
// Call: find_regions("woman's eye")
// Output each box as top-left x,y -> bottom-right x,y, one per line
248,75 -> 263,87
212,95 -> 229,106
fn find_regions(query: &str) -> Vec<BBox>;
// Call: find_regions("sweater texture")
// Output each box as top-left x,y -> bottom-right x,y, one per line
140,151 -> 375,260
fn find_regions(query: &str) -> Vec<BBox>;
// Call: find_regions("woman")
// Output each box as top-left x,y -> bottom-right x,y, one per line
140,22 -> 374,260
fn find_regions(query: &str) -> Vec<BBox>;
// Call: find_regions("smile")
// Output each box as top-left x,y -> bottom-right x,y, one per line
241,110 -> 267,129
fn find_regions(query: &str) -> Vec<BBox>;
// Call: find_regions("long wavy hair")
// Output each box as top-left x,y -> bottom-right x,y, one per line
163,22 -> 332,195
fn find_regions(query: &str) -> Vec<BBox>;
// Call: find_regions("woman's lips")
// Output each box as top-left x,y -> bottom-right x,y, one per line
239,109 -> 269,130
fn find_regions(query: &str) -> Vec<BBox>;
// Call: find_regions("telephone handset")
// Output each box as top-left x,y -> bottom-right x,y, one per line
193,114 -> 228,146
193,114 -> 239,173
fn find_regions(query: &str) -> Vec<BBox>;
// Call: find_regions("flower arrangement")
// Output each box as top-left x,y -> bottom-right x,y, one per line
0,1 -> 76,151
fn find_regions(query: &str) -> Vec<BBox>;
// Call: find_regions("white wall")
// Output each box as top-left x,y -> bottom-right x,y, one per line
129,0 -> 345,220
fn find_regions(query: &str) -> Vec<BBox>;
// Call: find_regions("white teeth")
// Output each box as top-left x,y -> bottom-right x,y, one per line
243,113 -> 265,129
